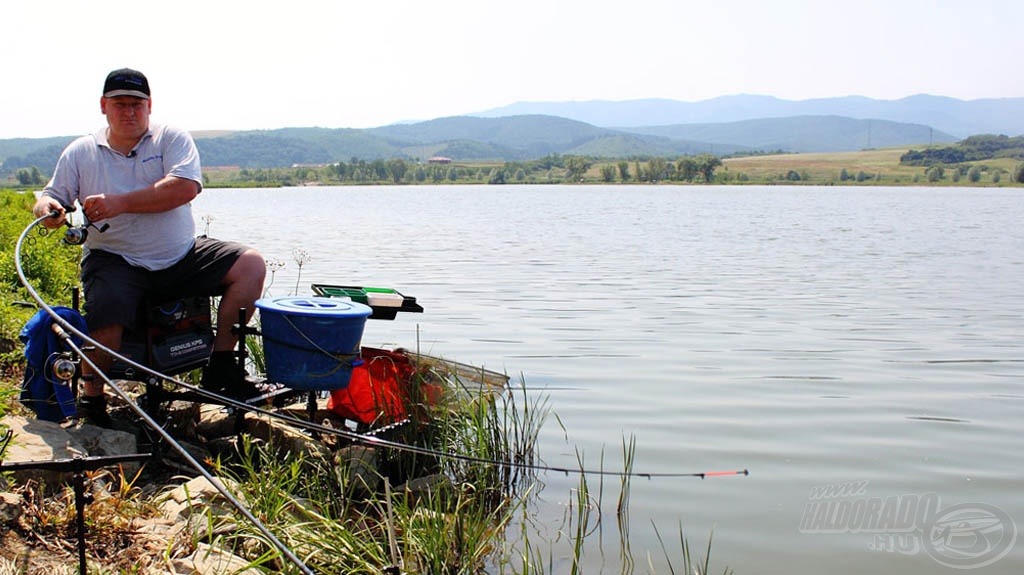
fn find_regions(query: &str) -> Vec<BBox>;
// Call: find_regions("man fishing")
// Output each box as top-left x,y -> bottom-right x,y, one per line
31,68 -> 266,426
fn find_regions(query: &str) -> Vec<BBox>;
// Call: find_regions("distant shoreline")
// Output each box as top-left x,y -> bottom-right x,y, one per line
196,148 -> 1020,188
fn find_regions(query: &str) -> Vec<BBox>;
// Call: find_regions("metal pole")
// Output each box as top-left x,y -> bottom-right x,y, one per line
73,464 -> 88,575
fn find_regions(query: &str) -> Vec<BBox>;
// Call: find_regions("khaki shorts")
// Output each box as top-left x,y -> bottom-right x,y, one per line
81,236 -> 248,331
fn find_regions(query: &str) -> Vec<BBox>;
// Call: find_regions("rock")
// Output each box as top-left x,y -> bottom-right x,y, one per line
67,421 -> 138,459
0,491 -> 24,525
159,475 -> 245,524
335,445 -> 379,495
196,404 -> 241,439
204,435 -> 247,461
0,415 -> 138,488
131,514 -> 179,538
398,473 -> 452,500
184,511 -> 239,543
244,414 -> 332,461
159,437 -> 213,471
160,400 -> 202,439
184,542 -> 263,574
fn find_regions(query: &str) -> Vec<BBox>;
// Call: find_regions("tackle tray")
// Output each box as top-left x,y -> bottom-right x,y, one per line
311,284 -> 424,320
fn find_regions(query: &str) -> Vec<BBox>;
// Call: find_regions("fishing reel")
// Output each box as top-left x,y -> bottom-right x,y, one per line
58,205 -> 109,245
63,222 -> 109,245
51,352 -> 79,381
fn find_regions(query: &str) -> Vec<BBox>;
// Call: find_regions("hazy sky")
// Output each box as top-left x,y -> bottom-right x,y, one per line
3,0 -> 1021,138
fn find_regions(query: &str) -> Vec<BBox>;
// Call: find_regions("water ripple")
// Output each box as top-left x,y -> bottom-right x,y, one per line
906,415 -> 971,424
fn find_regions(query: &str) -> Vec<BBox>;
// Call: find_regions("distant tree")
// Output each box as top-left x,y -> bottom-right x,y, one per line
564,156 -> 591,181
515,168 -> 526,181
387,159 -> 408,183
676,157 -> 699,182
925,166 -> 944,182
329,162 -> 348,179
968,166 -> 982,183
617,161 -> 630,182
600,165 -> 617,182
413,165 -> 426,182
488,168 -> 507,184
839,168 -> 851,181
647,158 -> 669,182
993,170 -> 1002,183
537,154 -> 563,170
786,170 -> 801,181
696,155 -> 722,183
1014,163 -> 1024,183
15,166 -> 45,186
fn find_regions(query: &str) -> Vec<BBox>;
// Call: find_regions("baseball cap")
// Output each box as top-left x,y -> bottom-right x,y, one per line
102,68 -> 150,99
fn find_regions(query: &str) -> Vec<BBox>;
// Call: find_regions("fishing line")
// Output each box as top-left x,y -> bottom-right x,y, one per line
17,213 -> 751,477
56,329 -> 749,481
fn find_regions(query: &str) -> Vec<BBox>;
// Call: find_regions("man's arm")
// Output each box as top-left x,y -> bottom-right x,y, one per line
82,175 -> 199,222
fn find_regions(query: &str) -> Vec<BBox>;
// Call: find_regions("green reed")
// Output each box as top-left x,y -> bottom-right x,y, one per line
199,371 -> 550,574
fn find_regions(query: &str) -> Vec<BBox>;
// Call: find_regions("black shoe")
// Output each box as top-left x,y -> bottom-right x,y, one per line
77,394 -> 113,428
201,355 -> 259,400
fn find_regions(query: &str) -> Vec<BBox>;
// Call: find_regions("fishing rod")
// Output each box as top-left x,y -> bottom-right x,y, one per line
16,211 -> 316,575
17,211 -> 752,481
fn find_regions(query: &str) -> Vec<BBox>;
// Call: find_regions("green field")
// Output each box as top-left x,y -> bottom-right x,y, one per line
716,148 -> 1019,186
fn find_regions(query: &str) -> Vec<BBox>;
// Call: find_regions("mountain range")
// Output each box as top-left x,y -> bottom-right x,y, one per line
475,94 -> 1024,139
1,94 -> 1020,173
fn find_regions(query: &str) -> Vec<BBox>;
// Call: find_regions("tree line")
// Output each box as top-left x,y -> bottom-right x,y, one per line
901,134 -> 1024,166
211,154 -> 725,187
900,134 -> 1024,184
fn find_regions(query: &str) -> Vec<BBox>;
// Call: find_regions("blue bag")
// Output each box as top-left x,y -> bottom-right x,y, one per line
19,307 -> 88,421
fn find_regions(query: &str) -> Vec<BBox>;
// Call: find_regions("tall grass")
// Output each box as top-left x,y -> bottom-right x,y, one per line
203,378 -> 549,574
652,523 -> 732,575
0,190 -> 81,377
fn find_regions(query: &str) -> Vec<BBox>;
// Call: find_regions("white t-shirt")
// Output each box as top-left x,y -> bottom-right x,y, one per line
43,124 -> 202,271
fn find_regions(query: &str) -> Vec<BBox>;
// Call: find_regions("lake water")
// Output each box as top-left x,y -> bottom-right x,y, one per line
193,185 -> 1023,574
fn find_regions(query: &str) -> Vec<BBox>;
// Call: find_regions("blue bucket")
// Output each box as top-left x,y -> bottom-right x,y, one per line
255,296 -> 373,390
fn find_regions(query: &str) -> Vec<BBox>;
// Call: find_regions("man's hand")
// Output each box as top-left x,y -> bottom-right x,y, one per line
83,194 -> 123,222
32,196 -> 66,229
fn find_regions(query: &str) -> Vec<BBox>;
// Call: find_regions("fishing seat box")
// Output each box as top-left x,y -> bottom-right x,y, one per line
109,296 -> 214,380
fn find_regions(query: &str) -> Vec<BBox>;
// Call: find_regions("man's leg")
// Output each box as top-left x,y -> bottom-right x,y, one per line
79,251 -> 146,427
159,238 -> 266,397
200,247 -> 266,397
80,324 -> 123,396
212,248 -> 266,352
